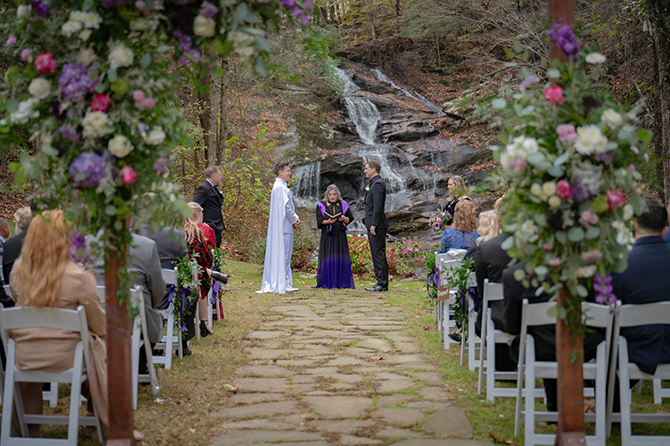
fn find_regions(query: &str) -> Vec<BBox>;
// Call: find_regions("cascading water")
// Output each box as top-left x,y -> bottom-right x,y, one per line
292,162 -> 321,207
371,69 -> 445,116
342,97 -> 380,146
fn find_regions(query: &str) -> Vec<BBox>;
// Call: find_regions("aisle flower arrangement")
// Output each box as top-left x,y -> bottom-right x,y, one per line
490,23 -> 652,331
0,0 -> 312,300
428,209 -> 451,232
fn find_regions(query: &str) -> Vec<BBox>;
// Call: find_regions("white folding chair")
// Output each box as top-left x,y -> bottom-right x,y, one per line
207,249 -> 225,328
515,300 -> 615,445
154,268 -> 182,369
606,301 -> 670,445
130,287 -> 159,410
478,279 -> 518,400
435,253 -> 461,350
459,272 -> 480,369
0,305 -> 104,445
2,284 -> 11,299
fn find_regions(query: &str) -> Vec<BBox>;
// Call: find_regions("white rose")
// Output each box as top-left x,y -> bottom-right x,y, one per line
17,5 -> 31,18
41,132 -> 53,146
10,98 -> 40,124
506,136 -> 538,158
193,15 -> 216,38
623,204 -> 634,221
143,127 -> 166,145
79,29 -> 92,41
585,52 -> 607,65
575,125 -> 608,155
548,196 -> 561,208
130,18 -> 158,32
235,46 -> 255,61
576,265 -> 597,278
542,181 -> 556,198
62,20 -> 83,37
601,108 -> 624,129
28,78 -> 51,99
82,12 -> 102,29
612,221 -> 632,245
82,111 -> 110,138
530,183 -> 544,199
70,11 -> 87,22
108,134 -> 134,158
109,43 -> 134,68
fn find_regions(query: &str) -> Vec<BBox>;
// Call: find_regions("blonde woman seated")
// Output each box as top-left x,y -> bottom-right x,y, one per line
439,200 -> 479,254
9,210 -> 108,432
465,209 -> 502,261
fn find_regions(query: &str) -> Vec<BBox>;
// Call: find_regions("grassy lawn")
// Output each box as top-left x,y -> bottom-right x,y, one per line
384,277 -> 670,445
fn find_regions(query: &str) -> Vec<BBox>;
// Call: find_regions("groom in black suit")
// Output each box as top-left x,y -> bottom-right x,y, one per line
194,166 -> 225,247
364,160 -> 389,292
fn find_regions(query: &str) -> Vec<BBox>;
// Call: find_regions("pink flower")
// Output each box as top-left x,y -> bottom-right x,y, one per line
120,166 -> 137,185
549,258 -> 561,266
139,98 -> 156,109
581,250 -> 603,263
359,258 -> 364,264
545,86 -> 565,105
135,0 -> 150,14
644,153 -> 650,163
630,146 -> 639,155
508,158 -> 527,174
35,51 -> 56,74
133,90 -> 145,101
403,249 -> 408,254
21,49 -> 31,60
555,180 -> 572,200
6,37 -> 17,47
579,209 -> 599,228
542,243 -> 553,250
606,190 -> 626,212
556,124 -> 578,142
417,258 -> 424,263
91,94 -> 112,112
629,164 -> 636,173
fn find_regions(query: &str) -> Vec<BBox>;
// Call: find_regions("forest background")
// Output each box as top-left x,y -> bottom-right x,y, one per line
1,0 -> 669,267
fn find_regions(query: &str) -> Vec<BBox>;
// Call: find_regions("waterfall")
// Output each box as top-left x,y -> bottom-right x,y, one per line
371,69 -> 445,116
335,68 -> 360,94
342,97 -> 380,146
358,144 -> 405,195
292,162 -> 321,207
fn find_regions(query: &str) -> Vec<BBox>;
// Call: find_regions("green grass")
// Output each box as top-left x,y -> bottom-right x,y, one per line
384,278 -> 670,445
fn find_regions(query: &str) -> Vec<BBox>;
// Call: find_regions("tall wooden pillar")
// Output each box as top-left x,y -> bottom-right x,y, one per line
548,3 -> 585,444
105,235 -> 135,446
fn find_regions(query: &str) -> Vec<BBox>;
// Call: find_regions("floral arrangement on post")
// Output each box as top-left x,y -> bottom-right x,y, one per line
173,255 -> 200,336
490,23 -> 652,335
0,0 -> 312,300
428,209 -> 451,232
443,258 -> 475,332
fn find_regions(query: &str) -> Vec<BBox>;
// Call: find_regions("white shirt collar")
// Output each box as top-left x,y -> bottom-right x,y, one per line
206,179 -> 216,188
0,235 -> 5,244
276,177 -> 288,186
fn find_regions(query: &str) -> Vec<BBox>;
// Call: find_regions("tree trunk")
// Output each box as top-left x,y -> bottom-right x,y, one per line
396,0 -> 401,17
197,60 -> 218,166
217,60 -> 229,164
647,1 -> 670,203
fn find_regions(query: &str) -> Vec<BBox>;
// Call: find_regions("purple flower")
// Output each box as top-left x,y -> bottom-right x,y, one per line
547,22 -> 580,61
69,231 -> 93,267
594,150 -> 614,165
153,157 -> 168,173
70,230 -> 87,250
99,0 -> 129,7
178,55 -> 189,65
52,102 -> 68,120
69,151 -> 110,188
21,49 -> 31,60
519,75 -> 539,91
571,164 -> 601,203
6,37 -> 17,47
31,0 -> 51,18
200,2 -> 218,17
59,124 -> 79,142
139,123 -> 148,136
594,273 -> 616,306
58,63 -> 98,102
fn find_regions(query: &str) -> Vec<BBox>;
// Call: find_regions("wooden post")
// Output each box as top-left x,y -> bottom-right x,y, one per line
105,235 -> 135,446
547,3 -> 584,444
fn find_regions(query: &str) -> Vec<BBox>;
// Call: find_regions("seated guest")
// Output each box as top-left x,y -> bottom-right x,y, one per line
9,210 -> 108,432
2,207 -> 33,284
142,223 -> 189,309
502,262 -> 604,412
443,175 -> 471,226
0,216 -> 9,254
612,200 -> 670,375
439,200 -> 479,254
472,228 -> 517,371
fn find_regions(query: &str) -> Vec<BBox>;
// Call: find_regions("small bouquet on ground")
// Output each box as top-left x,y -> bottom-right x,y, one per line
429,210 -> 451,232
443,258 -> 476,331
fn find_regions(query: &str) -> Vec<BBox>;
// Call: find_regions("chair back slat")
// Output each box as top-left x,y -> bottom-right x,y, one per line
96,286 -> 106,304
0,306 -> 83,331
618,302 -> 670,327
161,267 -> 178,286
484,280 -> 504,303
524,301 -> 555,326
582,302 -> 613,328
3,284 -> 11,299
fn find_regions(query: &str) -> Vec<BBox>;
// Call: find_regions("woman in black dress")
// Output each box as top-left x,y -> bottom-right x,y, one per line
316,185 -> 355,289
443,175 -> 470,226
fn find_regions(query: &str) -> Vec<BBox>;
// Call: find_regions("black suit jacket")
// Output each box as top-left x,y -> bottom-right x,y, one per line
473,233 -> 514,333
193,180 -> 225,233
2,230 -> 27,285
144,225 -> 188,270
612,235 -> 670,374
364,175 -> 389,230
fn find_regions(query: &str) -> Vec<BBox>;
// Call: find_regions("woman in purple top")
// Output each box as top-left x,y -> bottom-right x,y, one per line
316,185 -> 356,289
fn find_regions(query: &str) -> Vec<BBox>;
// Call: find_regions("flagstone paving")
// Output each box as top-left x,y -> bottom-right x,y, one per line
211,293 -> 491,446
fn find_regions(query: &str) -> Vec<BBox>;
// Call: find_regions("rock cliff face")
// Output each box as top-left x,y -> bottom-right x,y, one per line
292,60 -> 488,233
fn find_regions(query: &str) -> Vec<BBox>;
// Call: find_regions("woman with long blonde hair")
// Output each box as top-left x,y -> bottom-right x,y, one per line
439,199 -> 479,253
475,210 -> 502,245
443,175 -> 471,226
10,210 -> 108,431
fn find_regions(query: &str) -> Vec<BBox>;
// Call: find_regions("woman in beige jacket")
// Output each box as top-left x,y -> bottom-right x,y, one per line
9,210 -> 108,432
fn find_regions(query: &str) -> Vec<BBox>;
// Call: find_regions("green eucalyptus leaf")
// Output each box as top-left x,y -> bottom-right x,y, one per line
107,68 -> 118,83
501,236 -> 515,251
513,268 -> 525,281
42,145 -> 58,157
535,265 -> 548,277
6,99 -> 19,113
556,231 -> 567,245
105,205 -> 117,216
140,53 -> 152,69
254,58 -> 268,77
585,226 -> 600,239
492,98 -> 507,109
157,45 -> 171,53
548,68 -> 561,79
527,152 -> 545,165
567,227 -> 585,242
576,285 -> 588,298
547,165 -> 564,177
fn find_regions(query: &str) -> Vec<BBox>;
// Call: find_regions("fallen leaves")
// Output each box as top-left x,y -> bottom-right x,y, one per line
223,384 -> 238,392
488,430 -> 515,445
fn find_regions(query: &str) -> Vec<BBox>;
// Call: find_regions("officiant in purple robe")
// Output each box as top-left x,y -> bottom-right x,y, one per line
316,185 -> 356,289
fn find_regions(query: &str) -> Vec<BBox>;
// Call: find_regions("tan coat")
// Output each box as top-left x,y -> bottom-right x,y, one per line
10,259 -> 108,429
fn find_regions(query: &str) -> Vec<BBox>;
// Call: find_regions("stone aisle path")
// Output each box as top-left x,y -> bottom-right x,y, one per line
211,292 -> 491,446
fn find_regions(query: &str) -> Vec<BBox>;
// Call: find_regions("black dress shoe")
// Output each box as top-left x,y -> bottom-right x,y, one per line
210,271 -> 229,284
365,284 -> 388,292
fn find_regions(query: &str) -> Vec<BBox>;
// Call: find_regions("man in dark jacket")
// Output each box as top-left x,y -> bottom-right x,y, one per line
193,166 -> 225,248
143,224 -> 189,309
612,200 -> 670,375
503,261 -> 604,412
363,160 -> 389,292
2,207 -> 33,285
